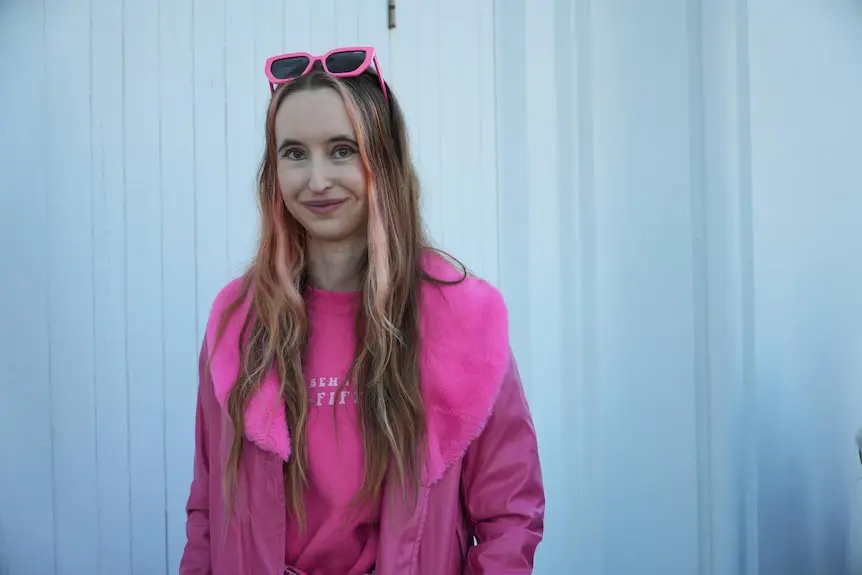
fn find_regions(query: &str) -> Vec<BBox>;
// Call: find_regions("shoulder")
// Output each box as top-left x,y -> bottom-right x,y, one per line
419,250 -> 510,373
207,275 -> 249,322
204,275 -> 252,348
417,250 -> 514,482
420,249 -> 508,326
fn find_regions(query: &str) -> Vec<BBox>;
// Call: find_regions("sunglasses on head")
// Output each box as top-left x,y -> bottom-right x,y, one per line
264,46 -> 388,101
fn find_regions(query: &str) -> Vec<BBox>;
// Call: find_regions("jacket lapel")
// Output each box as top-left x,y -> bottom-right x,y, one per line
204,251 -> 511,486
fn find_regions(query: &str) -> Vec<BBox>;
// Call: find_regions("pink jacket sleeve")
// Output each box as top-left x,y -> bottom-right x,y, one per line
461,355 -> 545,573
179,341 -> 213,574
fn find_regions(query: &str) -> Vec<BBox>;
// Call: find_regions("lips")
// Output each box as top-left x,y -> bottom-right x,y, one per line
302,198 -> 347,214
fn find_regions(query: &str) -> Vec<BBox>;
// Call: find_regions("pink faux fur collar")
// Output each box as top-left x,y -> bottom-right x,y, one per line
204,252 -> 511,485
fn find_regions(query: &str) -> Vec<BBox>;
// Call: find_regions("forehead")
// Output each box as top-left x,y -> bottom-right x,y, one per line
274,87 -> 356,143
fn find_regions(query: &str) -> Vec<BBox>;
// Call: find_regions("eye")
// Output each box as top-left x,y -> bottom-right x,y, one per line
282,148 -> 305,161
332,145 -> 356,160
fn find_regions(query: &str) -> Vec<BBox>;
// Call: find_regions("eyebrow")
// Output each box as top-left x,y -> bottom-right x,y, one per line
277,135 -> 358,154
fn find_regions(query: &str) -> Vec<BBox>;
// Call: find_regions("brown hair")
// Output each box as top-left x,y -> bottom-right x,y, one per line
212,64 -> 460,529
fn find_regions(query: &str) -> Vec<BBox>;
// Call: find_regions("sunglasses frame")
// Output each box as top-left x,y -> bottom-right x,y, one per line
263,46 -> 388,101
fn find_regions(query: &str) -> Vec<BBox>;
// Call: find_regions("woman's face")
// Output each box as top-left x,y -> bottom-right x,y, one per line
274,87 -> 368,245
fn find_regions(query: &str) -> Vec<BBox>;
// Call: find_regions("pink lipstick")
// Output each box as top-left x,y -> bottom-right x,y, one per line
302,199 -> 346,214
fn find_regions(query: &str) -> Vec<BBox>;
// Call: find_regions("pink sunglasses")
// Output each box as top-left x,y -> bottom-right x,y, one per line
263,46 -> 388,101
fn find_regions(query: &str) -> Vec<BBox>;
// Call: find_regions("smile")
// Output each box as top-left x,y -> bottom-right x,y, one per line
302,199 -> 347,214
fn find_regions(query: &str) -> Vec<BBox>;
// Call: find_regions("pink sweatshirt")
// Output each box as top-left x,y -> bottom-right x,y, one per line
284,287 -> 377,574
179,251 -> 545,574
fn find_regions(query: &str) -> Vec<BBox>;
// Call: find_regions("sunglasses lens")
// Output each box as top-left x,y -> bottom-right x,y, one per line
270,56 -> 311,80
324,50 -> 368,74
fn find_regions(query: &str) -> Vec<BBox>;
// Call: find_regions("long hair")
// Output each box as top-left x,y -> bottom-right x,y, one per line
212,64 -> 457,529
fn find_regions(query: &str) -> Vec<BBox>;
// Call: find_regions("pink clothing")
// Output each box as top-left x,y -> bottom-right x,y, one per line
179,252 -> 545,575
284,287 -> 377,574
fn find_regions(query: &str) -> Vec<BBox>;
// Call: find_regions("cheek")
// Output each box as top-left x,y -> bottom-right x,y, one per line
277,167 -> 304,200
345,165 -> 369,201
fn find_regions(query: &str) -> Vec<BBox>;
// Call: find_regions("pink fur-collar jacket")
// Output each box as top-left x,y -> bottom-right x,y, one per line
179,253 -> 545,574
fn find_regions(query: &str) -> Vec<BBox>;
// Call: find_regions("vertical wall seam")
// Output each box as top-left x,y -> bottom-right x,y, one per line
157,0 -> 169,571
491,0 -> 501,283
88,0 -> 102,568
120,0 -> 134,570
688,0 -> 713,573
223,0 -> 230,276
555,0 -> 582,568
191,0 -> 200,352
574,0 -> 600,571
44,0 -> 58,570
735,0 -> 758,573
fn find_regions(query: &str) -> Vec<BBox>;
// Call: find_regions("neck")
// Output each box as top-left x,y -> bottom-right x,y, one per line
306,238 -> 366,292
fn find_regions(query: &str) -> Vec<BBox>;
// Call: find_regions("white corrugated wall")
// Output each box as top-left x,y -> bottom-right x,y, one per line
2,0 -> 862,574
486,0 -> 862,573
0,2 -> 392,573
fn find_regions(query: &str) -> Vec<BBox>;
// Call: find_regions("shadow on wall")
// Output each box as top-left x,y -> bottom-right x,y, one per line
0,518 -> 8,575
756,387 -> 816,575
850,429 -> 862,574
756,275 -> 862,575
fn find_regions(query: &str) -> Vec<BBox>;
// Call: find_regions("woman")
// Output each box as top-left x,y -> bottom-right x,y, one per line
179,45 -> 545,575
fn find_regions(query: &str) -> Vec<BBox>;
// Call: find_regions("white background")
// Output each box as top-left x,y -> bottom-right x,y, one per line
2,0 -> 862,573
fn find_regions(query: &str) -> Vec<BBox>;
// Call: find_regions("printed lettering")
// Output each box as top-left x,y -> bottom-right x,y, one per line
308,375 -> 359,409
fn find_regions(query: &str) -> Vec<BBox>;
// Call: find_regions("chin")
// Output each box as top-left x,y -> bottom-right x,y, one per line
304,223 -> 365,244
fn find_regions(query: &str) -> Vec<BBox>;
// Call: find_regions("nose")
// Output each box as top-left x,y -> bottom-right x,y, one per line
307,158 -> 332,194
